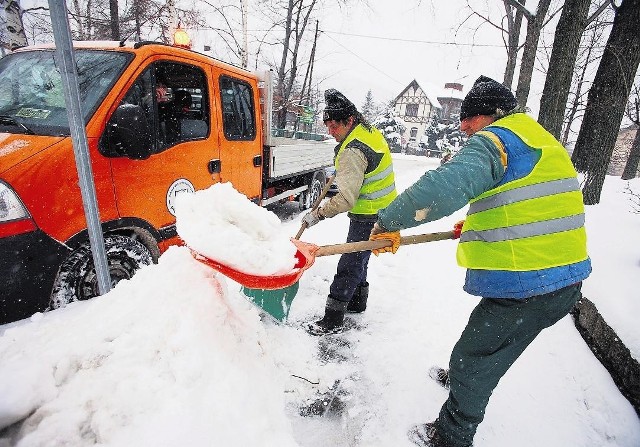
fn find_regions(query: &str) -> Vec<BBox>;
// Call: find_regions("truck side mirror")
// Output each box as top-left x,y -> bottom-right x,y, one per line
101,104 -> 154,160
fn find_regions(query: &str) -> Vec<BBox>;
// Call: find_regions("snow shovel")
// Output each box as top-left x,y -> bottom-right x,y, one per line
193,229 -> 458,323
294,175 -> 335,240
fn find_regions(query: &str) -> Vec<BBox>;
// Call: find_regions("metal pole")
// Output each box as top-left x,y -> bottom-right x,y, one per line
48,0 -> 111,295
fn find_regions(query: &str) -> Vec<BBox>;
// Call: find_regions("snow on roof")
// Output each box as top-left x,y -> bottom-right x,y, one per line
414,79 -> 445,109
394,80 -> 441,109
438,84 -> 466,101
395,79 -> 467,109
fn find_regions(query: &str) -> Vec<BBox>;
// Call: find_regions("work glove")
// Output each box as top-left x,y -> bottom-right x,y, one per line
370,221 -> 388,236
369,226 -> 401,256
453,220 -> 465,239
302,209 -> 323,228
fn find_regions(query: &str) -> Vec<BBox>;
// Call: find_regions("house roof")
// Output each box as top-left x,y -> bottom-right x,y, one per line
394,79 -> 442,109
438,83 -> 466,101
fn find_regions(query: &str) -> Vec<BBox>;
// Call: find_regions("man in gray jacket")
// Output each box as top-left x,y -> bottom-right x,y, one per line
302,89 -> 397,335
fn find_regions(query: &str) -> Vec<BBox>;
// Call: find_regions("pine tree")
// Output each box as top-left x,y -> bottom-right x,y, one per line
372,110 -> 406,153
424,114 -> 467,157
361,90 -> 376,122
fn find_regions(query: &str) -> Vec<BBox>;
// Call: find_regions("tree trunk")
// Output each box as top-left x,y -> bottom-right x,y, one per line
621,128 -> 640,179
515,0 -> 551,107
109,0 -> 119,40
275,0 -> 295,130
1,0 -> 28,50
503,0 -> 525,89
538,0 -> 590,139
573,0 -> 640,204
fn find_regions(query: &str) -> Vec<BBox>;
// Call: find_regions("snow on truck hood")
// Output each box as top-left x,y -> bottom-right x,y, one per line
0,133 -> 65,174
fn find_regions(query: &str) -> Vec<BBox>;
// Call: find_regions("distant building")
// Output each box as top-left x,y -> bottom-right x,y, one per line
392,79 -> 441,151
608,124 -> 639,177
437,83 -> 464,123
392,79 -> 466,153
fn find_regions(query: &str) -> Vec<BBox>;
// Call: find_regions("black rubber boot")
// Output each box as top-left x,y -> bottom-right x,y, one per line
308,298 -> 347,335
428,366 -> 450,389
408,421 -> 456,447
347,282 -> 369,313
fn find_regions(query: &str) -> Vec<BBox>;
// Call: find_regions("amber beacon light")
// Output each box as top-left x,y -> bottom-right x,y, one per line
173,27 -> 192,49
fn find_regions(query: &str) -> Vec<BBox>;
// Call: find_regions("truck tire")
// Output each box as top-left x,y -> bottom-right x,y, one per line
50,234 -> 154,309
299,171 -> 326,210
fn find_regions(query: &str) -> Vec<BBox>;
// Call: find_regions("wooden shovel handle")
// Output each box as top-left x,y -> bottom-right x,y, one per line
294,175 -> 336,240
314,231 -> 456,257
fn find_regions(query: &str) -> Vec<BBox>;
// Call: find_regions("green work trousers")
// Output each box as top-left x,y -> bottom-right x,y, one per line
437,283 -> 582,446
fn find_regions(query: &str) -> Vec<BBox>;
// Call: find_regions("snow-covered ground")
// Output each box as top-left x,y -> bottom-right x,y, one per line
1,154 -> 638,446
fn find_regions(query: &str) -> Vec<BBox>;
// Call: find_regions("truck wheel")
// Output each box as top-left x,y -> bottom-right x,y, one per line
300,172 -> 325,210
50,234 -> 153,309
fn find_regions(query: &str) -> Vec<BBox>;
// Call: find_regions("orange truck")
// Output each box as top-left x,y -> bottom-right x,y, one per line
0,41 -> 334,324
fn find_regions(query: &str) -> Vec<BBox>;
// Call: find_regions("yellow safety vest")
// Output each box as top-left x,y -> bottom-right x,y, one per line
456,114 -> 588,271
335,124 -> 397,215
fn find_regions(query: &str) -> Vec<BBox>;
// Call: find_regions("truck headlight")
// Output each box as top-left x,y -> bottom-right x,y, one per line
0,181 -> 30,222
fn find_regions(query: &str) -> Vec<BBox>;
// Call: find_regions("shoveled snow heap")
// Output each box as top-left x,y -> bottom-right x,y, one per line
175,182 -> 298,275
0,248 -> 300,446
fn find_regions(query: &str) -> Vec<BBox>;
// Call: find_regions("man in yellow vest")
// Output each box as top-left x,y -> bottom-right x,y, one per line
371,76 -> 591,447
302,89 -> 397,335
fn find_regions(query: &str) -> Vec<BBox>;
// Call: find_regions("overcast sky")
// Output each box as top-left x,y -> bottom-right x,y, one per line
310,0 -> 532,111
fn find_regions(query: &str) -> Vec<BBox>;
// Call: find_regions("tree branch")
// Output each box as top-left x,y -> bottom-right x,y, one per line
504,0 -> 533,20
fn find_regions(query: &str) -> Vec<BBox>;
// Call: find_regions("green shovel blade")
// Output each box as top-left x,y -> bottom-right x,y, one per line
241,281 -> 300,323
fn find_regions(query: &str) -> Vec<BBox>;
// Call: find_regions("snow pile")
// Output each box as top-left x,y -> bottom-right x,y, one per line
0,248 -> 299,446
175,182 -> 298,275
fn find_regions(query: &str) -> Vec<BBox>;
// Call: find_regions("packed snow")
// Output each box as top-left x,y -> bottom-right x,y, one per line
175,182 -> 298,275
0,155 -> 638,447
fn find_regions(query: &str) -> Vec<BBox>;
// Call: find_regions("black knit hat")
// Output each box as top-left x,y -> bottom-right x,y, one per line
323,89 -> 358,122
459,76 -> 517,121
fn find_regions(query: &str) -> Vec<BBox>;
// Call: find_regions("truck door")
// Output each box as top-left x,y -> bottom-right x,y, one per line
106,60 -> 217,237
215,74 -> 262,201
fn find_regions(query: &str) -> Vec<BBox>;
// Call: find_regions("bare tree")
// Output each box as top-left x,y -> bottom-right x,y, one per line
572,0 -> 640,205
267,0 -> 319,129
538,0 -> 592,138
502,0 -> 525,88
457,0 -> 556,106
505,0 -> 553,107
621,79 -> 640,180
109,0 -> 118,39
0,0 -> 28,53
196,0 -> 250,65
539,1 -> 613,140
560,9 -> 612,146
457,1 -> 524,88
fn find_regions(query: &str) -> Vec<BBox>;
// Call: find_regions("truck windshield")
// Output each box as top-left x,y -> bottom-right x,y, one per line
0,49 -> 132,136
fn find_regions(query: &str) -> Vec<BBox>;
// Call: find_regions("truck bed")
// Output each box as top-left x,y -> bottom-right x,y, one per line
268,137 -> 335,180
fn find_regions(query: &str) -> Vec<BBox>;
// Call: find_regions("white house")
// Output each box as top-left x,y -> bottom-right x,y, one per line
393,79 -> 467,152
392,79 -> 441,151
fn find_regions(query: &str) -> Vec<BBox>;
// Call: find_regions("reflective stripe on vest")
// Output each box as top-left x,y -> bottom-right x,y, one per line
335,124 -> 397,214
456,113 -> 588,271
460,214 -> 585,243
467,177 -> 580,214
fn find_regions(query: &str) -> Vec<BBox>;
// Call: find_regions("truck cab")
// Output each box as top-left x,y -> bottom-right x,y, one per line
0,41 -> 330,324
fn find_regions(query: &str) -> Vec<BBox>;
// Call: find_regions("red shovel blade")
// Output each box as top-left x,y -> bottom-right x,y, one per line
190,239 -> 319,290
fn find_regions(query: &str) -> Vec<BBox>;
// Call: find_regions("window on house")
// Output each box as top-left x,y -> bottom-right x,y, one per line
406,103 -> 418,117
410,127 -> 418,138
